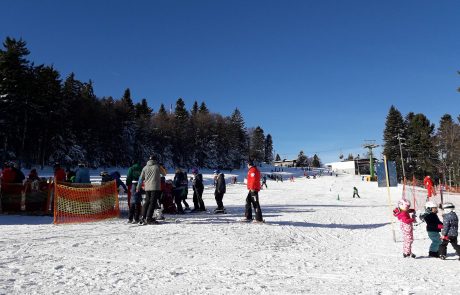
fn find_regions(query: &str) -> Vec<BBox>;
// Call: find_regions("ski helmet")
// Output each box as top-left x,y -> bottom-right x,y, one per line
398,199 -> 411,210
425,201 -> 437,209
442,202 -> 455,213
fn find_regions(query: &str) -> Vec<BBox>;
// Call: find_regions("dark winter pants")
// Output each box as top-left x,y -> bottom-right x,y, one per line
439,236 -> 460,257
142,190 -> 161,221
193,188 -> 205,210
353,192 -> 360,198
128,191 -> 142,222
245,191 -> 263,222
174,189 -> 184,213
214,192 -> 224,210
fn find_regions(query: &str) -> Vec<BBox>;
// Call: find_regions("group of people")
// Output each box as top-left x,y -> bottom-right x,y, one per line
394,198 -> 460,260
125,156 -> 264,225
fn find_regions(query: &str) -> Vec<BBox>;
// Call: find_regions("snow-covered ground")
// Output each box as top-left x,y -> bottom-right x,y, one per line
1,168 -> 459,295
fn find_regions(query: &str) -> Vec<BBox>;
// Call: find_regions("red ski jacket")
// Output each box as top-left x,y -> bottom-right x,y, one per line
247,166 -> 261,191
54,168 -> 66,182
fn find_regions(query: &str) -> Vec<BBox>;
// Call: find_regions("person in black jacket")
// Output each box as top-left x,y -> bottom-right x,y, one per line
439,202 -> 460,260
173,168 -> 190,214
420,201 -> 443,257
191,168 -> 205,212
213,170 -> 226,213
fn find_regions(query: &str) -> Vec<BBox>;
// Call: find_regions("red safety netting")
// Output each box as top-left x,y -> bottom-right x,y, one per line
53,180 -> 119,224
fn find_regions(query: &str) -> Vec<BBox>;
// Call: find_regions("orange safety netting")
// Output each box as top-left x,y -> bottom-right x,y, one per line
54,180 -> 119,224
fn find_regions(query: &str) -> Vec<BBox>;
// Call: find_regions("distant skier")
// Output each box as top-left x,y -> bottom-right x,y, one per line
244,160 -> 263,222
423,175 -> 435,199
438,202 -> 460,260
352,187 -> 360,198
419,201 -> 443,257
191,168 -> 205,212
261,175 -> 267,189
214,169 -> 226,214
393,199 -> 416,258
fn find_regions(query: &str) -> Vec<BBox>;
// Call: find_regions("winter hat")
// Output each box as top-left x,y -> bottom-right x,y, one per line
425,201 -> 437,209
192,168 -> 198,174
442,202 -> 455,213
214,169 -> 220,174
248,159 -> 254,166
398,199 -> 411,210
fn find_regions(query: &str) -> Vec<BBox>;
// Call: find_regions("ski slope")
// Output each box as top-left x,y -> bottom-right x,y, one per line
1,169 -> 459,295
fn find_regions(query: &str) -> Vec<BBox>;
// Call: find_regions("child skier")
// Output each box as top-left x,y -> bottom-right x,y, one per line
393,199 -> 416,258
419,201 -> 443,257
438,202 -> 460,260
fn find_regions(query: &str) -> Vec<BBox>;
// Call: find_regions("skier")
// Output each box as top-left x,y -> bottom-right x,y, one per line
419,201 -> 443,257
244,160 -> 263,222
173,168 -> 189,214
126,162 -> 142,207
423,175 -> 435,199
191,168 -> 205,212
393,199 -> 416,258
27,169 -> 40,181
137,155 -> 163,225
74,162 -> 90,183
1,162 -> 16,184
100,171 -> 128,192
12,162 -> 25,183
438,202 -> 460,260
261,175 -> 267,189
53,163 -> 66,183
352,187 -> 360,198
214,169 -> 226,214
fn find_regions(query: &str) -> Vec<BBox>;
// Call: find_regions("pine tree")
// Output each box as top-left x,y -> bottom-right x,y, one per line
383,105 -> 407,179
405,113 -> 438,178
312,154 -> 321,167
228,108 -> 248,168
436,114 -> 460,185
249,126 -> 265,164
0,37 -> 33,162
296,151 -> 307,167
264,134 -> 274,164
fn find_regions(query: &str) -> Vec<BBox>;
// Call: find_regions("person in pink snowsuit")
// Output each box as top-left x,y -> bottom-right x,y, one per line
393,199 -> 417,258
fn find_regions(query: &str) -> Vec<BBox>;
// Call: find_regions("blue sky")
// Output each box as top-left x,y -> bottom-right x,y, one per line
2,0 -> 459,163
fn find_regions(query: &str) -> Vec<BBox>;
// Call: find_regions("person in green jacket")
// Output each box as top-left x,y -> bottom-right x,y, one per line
126,162 -> 142,207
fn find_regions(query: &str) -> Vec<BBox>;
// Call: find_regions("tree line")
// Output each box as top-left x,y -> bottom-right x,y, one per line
383,105 -> 460,185
0,37 -> 274,169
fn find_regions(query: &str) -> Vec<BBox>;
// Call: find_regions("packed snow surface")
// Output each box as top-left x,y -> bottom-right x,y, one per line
1,169 -> 459,294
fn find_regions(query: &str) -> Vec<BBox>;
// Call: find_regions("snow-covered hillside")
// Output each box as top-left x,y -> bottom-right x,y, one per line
1,169 -> 459,295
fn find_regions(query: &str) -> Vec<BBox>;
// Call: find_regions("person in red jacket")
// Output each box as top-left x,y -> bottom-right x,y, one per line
53,163 -> 66,183
1,162 -> 16,184
424,175 -> 435,199
244,160 -> 263,222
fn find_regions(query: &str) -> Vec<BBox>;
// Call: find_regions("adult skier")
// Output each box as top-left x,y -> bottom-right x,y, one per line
137,155 -> 163,225
173,168 -> 189,214
424,175 -> 435,199
214,169 -> 226,213
191,168 -> 205,212
75,162 -> 90,183
244,160 -> 263,222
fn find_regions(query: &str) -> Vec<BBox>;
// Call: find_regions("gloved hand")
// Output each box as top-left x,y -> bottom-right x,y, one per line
441,236 -> 450,241
437,224 -> 444,230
